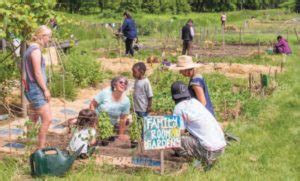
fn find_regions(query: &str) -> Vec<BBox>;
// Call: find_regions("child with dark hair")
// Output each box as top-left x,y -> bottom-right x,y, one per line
132,62 -> 153,118
68,109 -> 97,158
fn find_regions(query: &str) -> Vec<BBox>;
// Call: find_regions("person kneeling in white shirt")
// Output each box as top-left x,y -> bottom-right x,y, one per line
171,81 -> 226,171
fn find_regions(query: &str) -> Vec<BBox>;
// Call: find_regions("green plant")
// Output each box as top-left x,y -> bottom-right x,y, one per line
49,72 -> 77,100
129,114 -> 142,141
65,50 -> 104,87
23,119 -> 40,147
98,112 -> 114,140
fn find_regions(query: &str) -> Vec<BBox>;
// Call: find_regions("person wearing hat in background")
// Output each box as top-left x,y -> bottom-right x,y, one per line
171,55 -> 215,116
171,81 -> 226,170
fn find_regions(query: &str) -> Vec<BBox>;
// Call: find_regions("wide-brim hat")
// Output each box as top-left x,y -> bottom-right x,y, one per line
169,55 -> 202,71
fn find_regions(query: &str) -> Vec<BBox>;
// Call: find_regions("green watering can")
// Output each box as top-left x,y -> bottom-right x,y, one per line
30,146 -> 84,177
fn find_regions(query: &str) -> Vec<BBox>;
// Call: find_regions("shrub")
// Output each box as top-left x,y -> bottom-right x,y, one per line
0,54 -> 19,102
49,72 -> 77,100
129,114 -> 142,141
65,50 -> 104,87
98,112 -> 114,140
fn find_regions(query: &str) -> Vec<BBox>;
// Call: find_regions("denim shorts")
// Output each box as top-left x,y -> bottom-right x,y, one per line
24,82 -> 47,109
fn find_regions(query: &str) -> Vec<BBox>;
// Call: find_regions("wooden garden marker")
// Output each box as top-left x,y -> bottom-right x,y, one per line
280,62 -> 284,72
160,150 -> 164,175
275,70 -> 278,81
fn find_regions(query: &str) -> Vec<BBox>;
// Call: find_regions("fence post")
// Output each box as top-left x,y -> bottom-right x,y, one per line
249,73 -> 252,94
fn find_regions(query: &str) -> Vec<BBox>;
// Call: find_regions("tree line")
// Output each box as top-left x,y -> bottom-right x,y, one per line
55,0 -> 300,14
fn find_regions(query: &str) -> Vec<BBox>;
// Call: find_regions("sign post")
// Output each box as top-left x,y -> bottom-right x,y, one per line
143,116 -> 181,174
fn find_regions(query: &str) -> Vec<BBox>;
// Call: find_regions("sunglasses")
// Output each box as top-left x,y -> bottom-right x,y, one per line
118,80 -> 128,85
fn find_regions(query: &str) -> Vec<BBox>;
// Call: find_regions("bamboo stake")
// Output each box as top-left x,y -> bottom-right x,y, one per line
294,27 -> 299,42
160,150 -> 164,175
249,73 -> 252,94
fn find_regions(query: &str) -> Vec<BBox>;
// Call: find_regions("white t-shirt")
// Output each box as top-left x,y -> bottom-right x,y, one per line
173,98 -> 226,151
69,128 -> 96,154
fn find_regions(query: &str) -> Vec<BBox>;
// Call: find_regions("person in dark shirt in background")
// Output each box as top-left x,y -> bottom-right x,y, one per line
121,12 -> 137,57
181,19 -> 195,55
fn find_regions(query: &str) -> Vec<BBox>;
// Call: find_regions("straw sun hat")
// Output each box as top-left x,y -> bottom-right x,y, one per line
169,55 -> 202,70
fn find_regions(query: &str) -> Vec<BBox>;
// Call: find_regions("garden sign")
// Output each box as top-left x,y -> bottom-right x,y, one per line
143,116 -> 181,150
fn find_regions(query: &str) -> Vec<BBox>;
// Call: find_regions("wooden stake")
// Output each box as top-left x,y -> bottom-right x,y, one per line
275,70 -> 278,81
20,41 -> 27,117
260,73 -> 264,97
222,26 -> 225,52
239,27 -> 242,49
1,39 -> 6,52
249,73 -> 252,94
258,39 -> 261,54
280,62 -> 284,72
294,27 -> 299,42
160,150 -> 164,175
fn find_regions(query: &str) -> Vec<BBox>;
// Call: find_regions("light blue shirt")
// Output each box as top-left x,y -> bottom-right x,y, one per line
94,87 -> 130,125
173,98 -> 226,151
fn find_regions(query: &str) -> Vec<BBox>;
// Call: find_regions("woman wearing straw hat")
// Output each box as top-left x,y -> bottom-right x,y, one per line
170,55 -> 215,116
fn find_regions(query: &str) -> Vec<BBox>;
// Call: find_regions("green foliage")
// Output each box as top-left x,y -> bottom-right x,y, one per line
129,114 -> 142,141
65,50 -> 104,87
49,72 -> 77,100
118,1 -> 138,13
24,119 -> 40,139
141,0 -> 160,14
98,112 -> 114,140
296,0 -> 300,12
0,54 -> 19,101
149,68 -> 187,114
0,2 -> 56,40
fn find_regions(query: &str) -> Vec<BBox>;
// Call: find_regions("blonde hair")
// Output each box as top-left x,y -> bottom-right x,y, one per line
30,25 -> 52,46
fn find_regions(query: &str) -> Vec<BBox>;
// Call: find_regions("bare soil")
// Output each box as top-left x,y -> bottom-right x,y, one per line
195,62 -> 281,78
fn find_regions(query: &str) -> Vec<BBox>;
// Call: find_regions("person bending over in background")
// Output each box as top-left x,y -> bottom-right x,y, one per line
274,35 -> 292,55
90,76 -> 130,141
181,19 -> 195,55
171,81 -> 226,171
121,12 -> 137,57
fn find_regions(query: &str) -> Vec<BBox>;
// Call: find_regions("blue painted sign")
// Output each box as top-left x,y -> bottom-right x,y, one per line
143,116 -> 181,150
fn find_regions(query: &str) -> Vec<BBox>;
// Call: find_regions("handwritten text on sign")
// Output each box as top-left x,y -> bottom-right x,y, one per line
144,116 -> 181,150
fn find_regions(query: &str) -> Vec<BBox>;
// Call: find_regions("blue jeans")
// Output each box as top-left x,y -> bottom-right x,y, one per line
25,82 -> 47,109
135,111 -> 148,118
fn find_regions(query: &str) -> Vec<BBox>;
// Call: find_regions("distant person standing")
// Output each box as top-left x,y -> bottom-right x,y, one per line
121,12 -> 137,57
221,12 -> 227,27
181,19 -> 195,55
